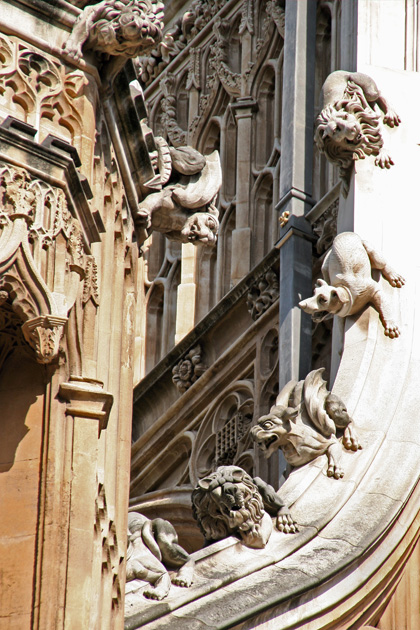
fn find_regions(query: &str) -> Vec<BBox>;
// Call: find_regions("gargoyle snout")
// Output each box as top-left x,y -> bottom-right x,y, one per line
299,299 -> 308,311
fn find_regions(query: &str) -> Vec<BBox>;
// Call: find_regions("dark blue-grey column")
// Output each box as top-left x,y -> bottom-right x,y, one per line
277,0 -> 317,388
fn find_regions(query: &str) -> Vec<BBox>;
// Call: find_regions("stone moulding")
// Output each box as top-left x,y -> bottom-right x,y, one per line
59,376 -> 113,430
0,125 -> 101,365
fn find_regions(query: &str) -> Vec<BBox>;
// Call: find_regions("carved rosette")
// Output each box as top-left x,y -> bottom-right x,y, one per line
172,344 -> 206,393
22,315 -> 67,364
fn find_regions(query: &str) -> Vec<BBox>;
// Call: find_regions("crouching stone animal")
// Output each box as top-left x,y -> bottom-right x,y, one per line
299,232 -> 405,338
192,466 -> 298,549
126,512 -> 194,600
315,70 -> 400,195
251,368 -> 361,479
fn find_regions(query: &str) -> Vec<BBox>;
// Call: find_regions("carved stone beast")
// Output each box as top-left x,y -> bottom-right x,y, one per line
251,369 -> 361,479
63,0 -> 164,85
134,145 -> 222,246
192,466 -> 298,549
315,71 -> 400,195
299,232 -> 405,338
126,512 -> 194,600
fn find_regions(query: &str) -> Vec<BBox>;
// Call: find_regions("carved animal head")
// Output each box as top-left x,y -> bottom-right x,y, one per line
321,111 -> 362,143
192,466 -> 267,547
95,0 -> 164,56
299,279 -> 351,322
315,81 -> 383,172
180,211 -> 219,245
250,405 -> 299,458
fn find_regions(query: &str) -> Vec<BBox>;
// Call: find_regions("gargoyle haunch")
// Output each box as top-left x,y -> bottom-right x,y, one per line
134,142 -> 222,246
192,466 -> 298,549
126,512 -> 194,601
251,369 -> 362,480
315,71 -> 400,195
299,232 -> 405,339
63,0 -> 164,83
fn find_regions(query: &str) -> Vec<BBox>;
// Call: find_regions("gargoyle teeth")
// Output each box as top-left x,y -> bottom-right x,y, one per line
312,310 -> 330,323
264,435 -> 277,449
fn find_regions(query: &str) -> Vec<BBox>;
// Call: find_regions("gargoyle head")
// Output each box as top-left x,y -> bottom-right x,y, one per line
299,279 -> 351,322
192,466 -> 268,548
180,212 -> 219,245
250,405 -> 299,458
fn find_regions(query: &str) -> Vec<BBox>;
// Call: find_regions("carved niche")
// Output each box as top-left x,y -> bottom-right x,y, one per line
0,162 -> 97,365
314,71 -> 401,195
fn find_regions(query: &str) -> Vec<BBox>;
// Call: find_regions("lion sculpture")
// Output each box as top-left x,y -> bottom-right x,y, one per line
126,511 -> 194,600
251,369 -> 362,480
315,71 -> 400,195
134,141 -> 222,246
192,466 -> 298,549
63,0 -> 164,84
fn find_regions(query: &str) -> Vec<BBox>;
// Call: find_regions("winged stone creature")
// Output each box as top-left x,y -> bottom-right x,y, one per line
251,369 -> 362,479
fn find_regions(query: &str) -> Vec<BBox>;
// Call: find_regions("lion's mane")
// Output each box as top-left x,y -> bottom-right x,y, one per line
315,81 -> 383,174
191,466 -> 265,542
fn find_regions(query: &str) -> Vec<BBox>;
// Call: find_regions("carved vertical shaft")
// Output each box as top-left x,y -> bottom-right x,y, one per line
277,0 -> 316,388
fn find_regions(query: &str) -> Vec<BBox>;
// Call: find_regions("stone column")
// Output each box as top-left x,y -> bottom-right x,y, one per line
59,377 -> 113,630
175,242 -> 197,344
277,0 -> 317,387
231,97 -> 258,285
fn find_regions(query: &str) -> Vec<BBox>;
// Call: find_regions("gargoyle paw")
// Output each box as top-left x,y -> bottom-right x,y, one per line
172,567 -> 194,588
62,43 -> 83,62
383,110 -> 401,128
375,150 -> 394,169
276,510 -> 299,534
386,272 -> 405,288
135,208 -> 152,229
327,462 -> 344,479
343,425 -> 362,452
384,321 -> 401,339
143,588 -> 168,601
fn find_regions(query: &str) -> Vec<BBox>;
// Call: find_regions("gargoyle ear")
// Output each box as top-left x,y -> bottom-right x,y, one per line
231,468 -> 244,483
316,278 -> 327,287
285,407 -> 299,421
198,478 -> 211,490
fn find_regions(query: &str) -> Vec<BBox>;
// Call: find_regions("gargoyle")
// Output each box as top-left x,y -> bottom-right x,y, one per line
251,369 -> 361,479
63,0 -> 164,85
126,511 -> 194,600
134,142 -> 222,246
315,71 -> 400,195
192,466 -> 298,549
299,232 -> 405,339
